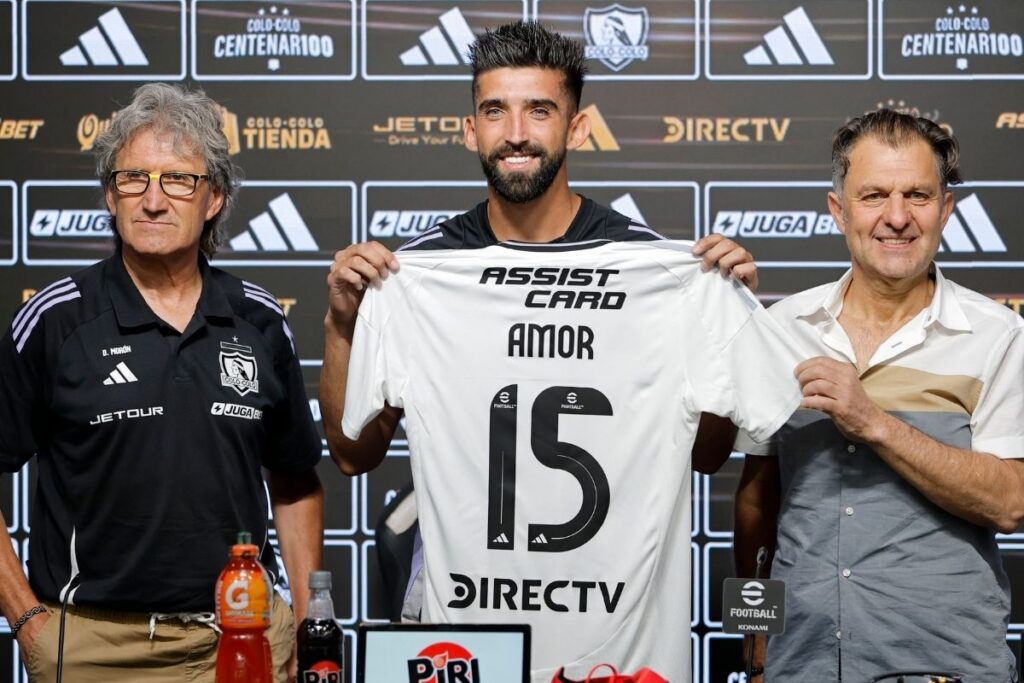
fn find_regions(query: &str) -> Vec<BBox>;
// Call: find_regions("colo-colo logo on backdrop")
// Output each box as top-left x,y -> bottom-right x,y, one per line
881,0 -> 1024,78
583,4 -> 649,72
705,182 -> 1024,268
193,0 -> 355,79
408,642 -> 479,683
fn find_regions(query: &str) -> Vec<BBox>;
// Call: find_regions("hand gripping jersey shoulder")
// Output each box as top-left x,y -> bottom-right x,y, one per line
344,240 -> 801,682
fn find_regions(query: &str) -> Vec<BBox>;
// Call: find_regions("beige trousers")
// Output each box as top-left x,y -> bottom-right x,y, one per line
27,595 -> 295,683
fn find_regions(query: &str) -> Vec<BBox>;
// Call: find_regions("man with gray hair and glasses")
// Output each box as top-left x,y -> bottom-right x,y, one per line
734,109 -> 1024,682
0,83 -> 323,682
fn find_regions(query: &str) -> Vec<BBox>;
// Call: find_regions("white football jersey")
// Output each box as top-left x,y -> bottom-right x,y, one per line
344,240 -> 802,682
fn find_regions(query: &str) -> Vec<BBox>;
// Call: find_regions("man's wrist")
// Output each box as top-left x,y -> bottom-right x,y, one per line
11,604 -> 47,637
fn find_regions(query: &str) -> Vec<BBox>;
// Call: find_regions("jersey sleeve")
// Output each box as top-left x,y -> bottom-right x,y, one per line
970,325 -> 1024,459
0,304 -> 48,473
341,285 -> 405,441
682,274 -> 803,444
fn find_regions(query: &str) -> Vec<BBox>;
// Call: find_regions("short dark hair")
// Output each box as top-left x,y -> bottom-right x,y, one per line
469,21 -> 586,110
831,109 -> 962,195
95,83 -> 240,257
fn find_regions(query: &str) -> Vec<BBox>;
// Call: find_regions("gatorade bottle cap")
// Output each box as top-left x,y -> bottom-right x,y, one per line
237,531 -> 253,545
309,571 -> 332,590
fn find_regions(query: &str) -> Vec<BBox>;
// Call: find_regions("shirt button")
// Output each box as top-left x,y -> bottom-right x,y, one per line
847,444 -> 856,453
836,630 -> 842,640
842,568 -> 852,578
845,506 -> 854,516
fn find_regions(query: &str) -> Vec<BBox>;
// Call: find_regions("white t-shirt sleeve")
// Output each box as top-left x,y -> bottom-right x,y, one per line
683,273 -> 802,445
971,325 -> 1024,459
341,285 -> 404,441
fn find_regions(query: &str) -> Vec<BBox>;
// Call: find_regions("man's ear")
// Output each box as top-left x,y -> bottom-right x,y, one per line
827,191 -> 847,235
566,108 -> 591,151
463,115 -> 478,153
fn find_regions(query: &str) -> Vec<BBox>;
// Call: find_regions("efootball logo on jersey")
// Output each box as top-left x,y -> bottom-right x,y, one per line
704,0 -> 871,80
584,4 -> 650,72
407,642 -> 479,683
23,0 -> 186,80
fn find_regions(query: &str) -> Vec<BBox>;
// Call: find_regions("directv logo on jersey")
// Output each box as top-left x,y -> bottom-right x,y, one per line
369,210 -> 460,238
900,4 -> 1022,71
407,642 -> 479,683
712,211 -> 839,238
583,4 -> 650,72
211,5 -> 334,72
448,573 -> 625,614
29,210 -> 112,237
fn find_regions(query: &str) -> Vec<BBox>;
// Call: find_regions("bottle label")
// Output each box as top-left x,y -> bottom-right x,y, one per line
216,570 -> 272,628
301,661 -> 342,682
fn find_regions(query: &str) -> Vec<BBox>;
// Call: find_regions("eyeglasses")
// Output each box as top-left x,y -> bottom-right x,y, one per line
110,170 -> 210,198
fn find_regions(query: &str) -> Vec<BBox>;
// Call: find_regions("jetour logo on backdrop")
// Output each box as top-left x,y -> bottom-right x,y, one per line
192,0 -> 356,80
703,181 -> 1024,268
704,0 -> 872,80
879,0 -> 1024,79
21,0 -> 186,81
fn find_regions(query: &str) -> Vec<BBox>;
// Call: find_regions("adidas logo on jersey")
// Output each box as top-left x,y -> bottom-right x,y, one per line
60,8 -> 149,67
577,105 -> 620,151
939,193 -> 1007,253
230,193 -> 319,251
103,361 -> 138,385
743,6 -> 833,66
400,7 -> 475,66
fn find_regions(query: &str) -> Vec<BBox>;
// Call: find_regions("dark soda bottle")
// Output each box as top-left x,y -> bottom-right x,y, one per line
215,531 -> 273,683
297,570 -> 344,683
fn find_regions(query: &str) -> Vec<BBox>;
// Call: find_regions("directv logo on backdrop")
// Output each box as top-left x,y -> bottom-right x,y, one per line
705,0 -> 871,80
22,0 -> 186,80
192,0 -> 356,80
880,0 -> 1024,79
219,182 -> 356,266
704,182 -> 1024,268
361,0 -> 527,80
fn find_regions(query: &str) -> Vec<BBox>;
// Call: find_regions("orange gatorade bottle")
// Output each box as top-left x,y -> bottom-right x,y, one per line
214,531 -> 274,683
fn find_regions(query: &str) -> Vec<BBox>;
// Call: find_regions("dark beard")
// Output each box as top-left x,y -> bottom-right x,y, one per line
479,144 -> 566,204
